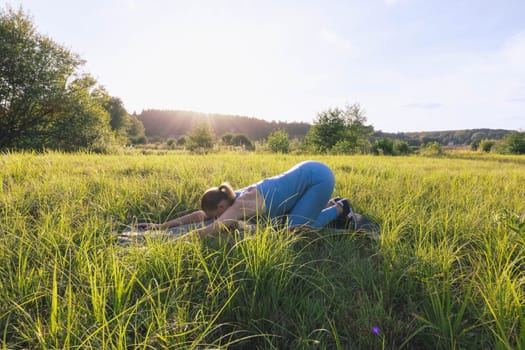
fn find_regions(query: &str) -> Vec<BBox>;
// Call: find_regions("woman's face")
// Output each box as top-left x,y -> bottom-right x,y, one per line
205,199 -> 231,219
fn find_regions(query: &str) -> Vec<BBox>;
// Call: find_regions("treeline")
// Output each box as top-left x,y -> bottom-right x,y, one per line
137,109 -> 311,142
372,129 -> 514,147
138,108 -> 516,148
154,102 -> 525,156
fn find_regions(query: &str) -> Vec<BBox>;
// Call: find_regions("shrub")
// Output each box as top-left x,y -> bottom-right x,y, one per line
479,139 -> 496,153
419,141 -> 443,156
394,140 -> 411,155
499,131 -> 525,154
372,137 -> 394,155
267,129 -> 290,153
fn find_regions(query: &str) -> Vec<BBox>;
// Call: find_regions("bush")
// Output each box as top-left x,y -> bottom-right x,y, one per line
231,134 -> 255,151
479,139 -> 496,153
498,131 -> 525,154
394,140 -> 410,155
419,141 -> 443,156
267,129 -> 290,153
372,137 -> 394,155
187,123 -> 216,153
177,136 -> 188,146
166,138 -> 177,149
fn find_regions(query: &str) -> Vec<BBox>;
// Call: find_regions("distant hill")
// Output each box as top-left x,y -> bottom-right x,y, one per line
372,129 -> 515,146
137,109 -> 311,142
137,109 -> 516,146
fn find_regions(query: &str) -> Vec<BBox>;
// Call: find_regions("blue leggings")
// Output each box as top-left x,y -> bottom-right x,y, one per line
254,161 -> 338,229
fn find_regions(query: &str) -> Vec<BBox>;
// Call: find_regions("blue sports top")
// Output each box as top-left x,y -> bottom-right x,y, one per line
234,160 -> 334,219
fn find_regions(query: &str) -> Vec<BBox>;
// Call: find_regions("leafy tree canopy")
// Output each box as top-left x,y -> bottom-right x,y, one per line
267,129 -> 290,153
0,6 -> 83,148
305,103 -> 373,154
187,122 -> 215,153
0,6 -> 143,151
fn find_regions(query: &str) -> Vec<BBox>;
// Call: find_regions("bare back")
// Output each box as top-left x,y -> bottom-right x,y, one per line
217,187 -> 266,222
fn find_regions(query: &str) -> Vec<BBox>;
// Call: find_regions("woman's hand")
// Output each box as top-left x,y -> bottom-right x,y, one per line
137,222 -> 161,230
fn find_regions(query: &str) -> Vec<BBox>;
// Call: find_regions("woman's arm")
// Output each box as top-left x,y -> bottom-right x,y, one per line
139,210 -> 208,229
191,194 -> 260,238
160,210 -> 208,229
192,219 -> 239,238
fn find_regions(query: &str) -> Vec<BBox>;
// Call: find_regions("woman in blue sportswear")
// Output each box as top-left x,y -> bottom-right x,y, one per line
143,161 -> 352,237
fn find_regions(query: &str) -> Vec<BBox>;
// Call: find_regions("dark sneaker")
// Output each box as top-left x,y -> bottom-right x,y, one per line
353,213 -> 381,239
336,199 -> 357,231
327,196 -> 342,207
337,199 -> 351,217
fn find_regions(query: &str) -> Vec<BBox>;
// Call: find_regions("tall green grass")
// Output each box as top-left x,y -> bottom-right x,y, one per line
0,151 -> 524,349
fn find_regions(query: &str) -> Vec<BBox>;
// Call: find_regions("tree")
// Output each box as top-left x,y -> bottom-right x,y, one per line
90,87 -> 141,144
221,132 -> 254,150
498,131 -> 525,154
393,140 -> 410,155
231,134 -> 254,150
176,135 -> 188,146
470,139 -> 481,151
221,133 -> 235,145
127,114 -> 146,144
372,137 -> 394,155
419,141 -> 443,156
0,6 -> 127,152
305,103 -> 373,154
187,122 -> 215,152
45,76 -> 114,152
104,95 -> 129,136
479,139 -> 496,153
304,108 -> 346,153
267,129 -> 290,153
0,6 -> 82,149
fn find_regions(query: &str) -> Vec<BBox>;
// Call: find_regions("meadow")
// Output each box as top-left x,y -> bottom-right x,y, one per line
0,151 -> 524,349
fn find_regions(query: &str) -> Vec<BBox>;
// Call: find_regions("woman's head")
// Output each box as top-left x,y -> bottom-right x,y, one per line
200,182 -> 236,218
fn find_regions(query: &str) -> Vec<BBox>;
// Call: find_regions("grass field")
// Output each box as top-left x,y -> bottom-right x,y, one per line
0,151 -> 524,349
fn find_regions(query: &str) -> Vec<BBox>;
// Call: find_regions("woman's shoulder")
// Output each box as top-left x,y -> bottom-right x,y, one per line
235,187 -> 265,212
236,186 -> 258,199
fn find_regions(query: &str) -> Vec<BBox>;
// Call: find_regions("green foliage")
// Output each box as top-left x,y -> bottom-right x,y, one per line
305,108 -> 346,152
222,133 -> 255,150
0,6 -> 142,152
370,138 -> 411,156
372,137 -> 394,155
471,139 -> 481,151
231,134 -> 254,150
187,122 -> 216,153
176,135 -> 188,146
305,103 -> 373,154
221,132 -> 235,145
374,129 -> 514,148
166,138 -> 177,150
394,139 -> 410,155
267,129 -> 290,153
45,76 -> 114,152
419,141 -> 443,156
330,139 -> 354,154
498,131 -> 525,155
0,6 -> 82,149
479,139 -> 497,153
127,114 -> 146,144
99,93 -> 142,144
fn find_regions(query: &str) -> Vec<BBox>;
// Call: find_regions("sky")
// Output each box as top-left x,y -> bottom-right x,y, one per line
5,0 -> 525,132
